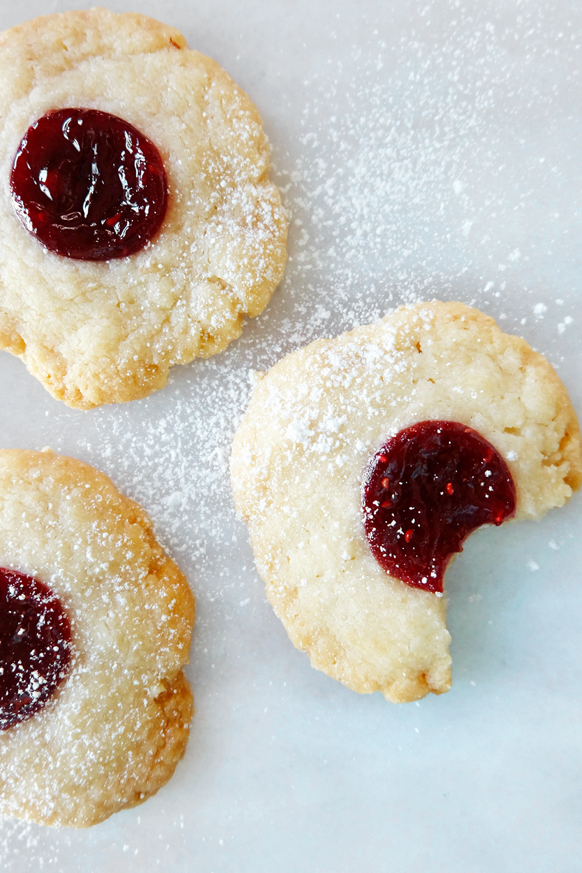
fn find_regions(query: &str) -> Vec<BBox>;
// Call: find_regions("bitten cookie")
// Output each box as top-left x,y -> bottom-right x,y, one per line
231,301 -> 582,703
0,449 -> 194,827
0,9 -> 287,408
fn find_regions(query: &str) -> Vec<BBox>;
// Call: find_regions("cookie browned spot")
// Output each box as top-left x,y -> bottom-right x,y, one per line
0,9 -> 287,408
0,449 -> 194,827
231,301 -> 581,703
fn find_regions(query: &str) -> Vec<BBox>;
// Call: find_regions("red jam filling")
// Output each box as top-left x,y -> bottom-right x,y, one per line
362,421 -> 516,593
10,108 -> 167,260
0,568 -> 72,729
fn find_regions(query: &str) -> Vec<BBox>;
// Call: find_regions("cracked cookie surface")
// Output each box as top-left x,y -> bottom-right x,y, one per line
231,301 -> 581,702
0,449 -> 194,827
0,9 -> 287,408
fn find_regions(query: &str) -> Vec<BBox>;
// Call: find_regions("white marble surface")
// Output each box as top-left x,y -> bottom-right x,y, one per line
0,1 -> 581,871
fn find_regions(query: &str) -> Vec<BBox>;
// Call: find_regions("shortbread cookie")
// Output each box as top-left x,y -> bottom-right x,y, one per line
0,9 -> 287,408
231,301 -> 581,703
0,449 -> 194,827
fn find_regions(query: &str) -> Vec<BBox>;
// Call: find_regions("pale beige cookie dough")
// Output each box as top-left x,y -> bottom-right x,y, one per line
0,8 -> 287,408
0,449 -> 195,827
231,301 -> 582,703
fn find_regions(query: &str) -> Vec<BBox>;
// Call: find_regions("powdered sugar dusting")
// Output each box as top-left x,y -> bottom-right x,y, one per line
0,0 -> 581,867
34,0 -> 582,713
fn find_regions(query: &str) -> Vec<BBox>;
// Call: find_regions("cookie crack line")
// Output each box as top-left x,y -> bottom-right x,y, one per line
361,420 -> 517,593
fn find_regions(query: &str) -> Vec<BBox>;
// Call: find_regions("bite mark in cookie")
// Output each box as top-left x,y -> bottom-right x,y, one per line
231,301 -> 581,703
362,420 -> 516,592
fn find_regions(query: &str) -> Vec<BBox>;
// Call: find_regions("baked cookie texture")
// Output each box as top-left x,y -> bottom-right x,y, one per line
0,9 -> 287,408
231,301 -> 582,703
0,449 -> 194,828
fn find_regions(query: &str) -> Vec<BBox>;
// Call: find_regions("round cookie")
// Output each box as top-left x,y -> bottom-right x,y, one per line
0,449 -> 194,827
0,9 -> 287,408
231,301 -> 582,703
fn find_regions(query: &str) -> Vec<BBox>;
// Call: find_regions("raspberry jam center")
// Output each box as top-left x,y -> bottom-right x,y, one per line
0,568 -> 72,729
362,421 -> 516,593
10,108 -> 168,260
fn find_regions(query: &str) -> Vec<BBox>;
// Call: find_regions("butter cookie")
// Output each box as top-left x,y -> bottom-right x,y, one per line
231,301 -> 581,702
0,9 -> 287,407
0,449 -> 194,827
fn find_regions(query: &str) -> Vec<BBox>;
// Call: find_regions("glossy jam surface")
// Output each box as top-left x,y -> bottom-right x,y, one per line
362,421 -> 516,592
0,569 -> 72,729
10,108 -> 167,260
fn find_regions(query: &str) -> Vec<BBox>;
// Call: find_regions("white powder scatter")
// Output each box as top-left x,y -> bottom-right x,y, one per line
558,315 -> 574,334
527,560 -> 540,571
271,5 -> 581,378
28,3 -> 575,715
1,0 -> 578,866
285,416 -> 314,446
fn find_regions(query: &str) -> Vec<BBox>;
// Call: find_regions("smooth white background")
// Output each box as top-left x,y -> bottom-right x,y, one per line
0,1 -> 580,871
